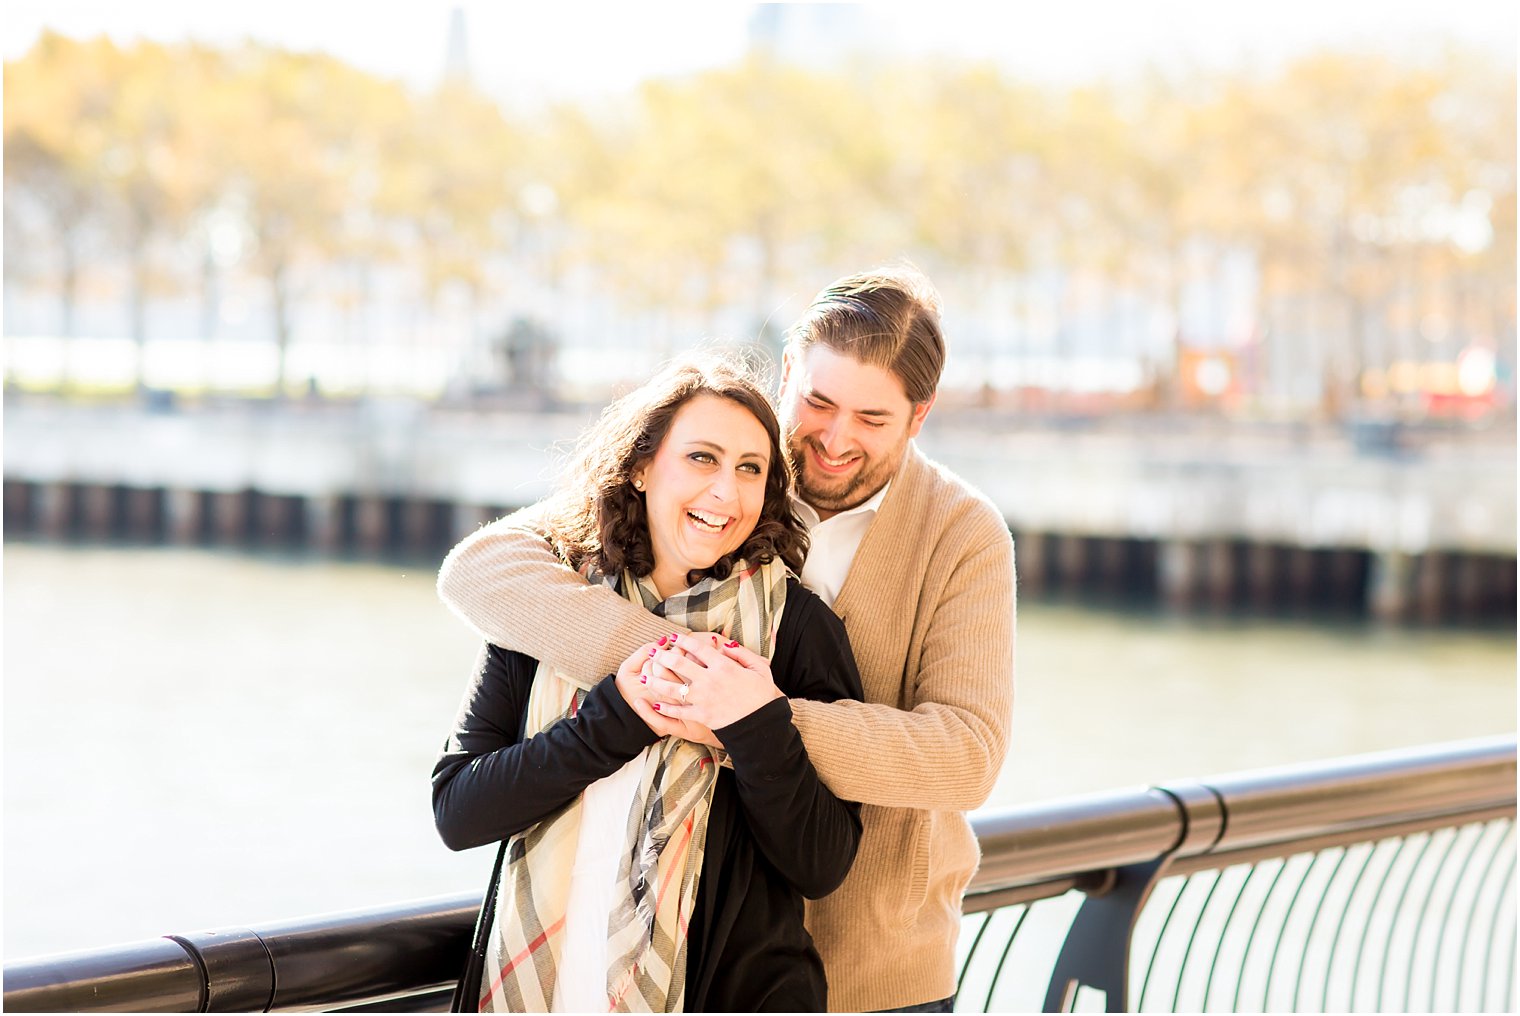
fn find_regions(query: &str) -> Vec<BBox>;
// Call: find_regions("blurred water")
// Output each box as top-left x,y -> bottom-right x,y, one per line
3,542 -> 1514,959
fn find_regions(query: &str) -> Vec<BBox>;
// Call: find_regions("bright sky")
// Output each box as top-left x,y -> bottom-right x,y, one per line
3,0 -> 1515,103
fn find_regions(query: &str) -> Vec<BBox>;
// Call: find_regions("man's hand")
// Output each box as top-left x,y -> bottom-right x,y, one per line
643,632 -> 783,729
613,639 -> 725,748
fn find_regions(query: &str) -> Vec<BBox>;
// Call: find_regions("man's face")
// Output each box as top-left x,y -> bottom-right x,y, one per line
778,344 -> 933,520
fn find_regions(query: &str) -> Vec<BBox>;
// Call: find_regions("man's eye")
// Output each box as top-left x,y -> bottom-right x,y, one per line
805,398 -> 827,410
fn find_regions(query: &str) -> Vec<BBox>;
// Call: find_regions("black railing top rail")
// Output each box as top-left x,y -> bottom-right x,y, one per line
972,734 -> 1515,895
5,734 -> 1513,1013
1200,733 -> 1514,855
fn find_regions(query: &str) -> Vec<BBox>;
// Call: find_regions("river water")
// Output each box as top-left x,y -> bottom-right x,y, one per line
4,541 -> 1514,959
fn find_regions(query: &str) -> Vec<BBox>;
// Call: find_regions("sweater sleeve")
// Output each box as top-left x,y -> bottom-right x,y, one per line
436,505 -> 688,686
788,524 -> 1016,810
431,643 -> 659,851
713,587 -> 864,899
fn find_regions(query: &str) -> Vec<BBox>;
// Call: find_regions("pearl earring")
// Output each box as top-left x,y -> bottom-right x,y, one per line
633,478 -> 645,490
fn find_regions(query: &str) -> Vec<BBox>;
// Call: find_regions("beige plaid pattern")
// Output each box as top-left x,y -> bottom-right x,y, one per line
480,558 -> 788,1013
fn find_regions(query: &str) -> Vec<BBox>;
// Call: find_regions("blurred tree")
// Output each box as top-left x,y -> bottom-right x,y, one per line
4,32 -> 115,341
216,46 -> 377,395
2,31 -> 1512,418
561,57 -> 896,338
382,80 -> 522,347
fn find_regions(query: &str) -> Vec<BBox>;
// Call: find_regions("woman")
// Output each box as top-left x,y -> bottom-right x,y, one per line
433,355 -> 864,1013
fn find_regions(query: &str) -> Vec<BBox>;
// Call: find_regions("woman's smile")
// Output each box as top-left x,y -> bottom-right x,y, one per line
685,507 -> 734,533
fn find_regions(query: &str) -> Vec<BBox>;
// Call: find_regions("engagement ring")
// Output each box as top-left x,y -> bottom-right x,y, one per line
679,683 -> 689,702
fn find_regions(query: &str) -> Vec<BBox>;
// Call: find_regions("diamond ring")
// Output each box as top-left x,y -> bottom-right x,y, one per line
679,683 -> 690,702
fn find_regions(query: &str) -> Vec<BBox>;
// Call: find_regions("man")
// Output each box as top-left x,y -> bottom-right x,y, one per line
437,266 -> 1016,1013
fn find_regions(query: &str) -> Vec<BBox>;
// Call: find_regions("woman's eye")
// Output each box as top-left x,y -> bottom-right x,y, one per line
689,452 -> 715,464
739,462 -> 763,475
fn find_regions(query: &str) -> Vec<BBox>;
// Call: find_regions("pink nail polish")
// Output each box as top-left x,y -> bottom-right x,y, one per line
648,647 -> 657,657
651,702 -> 661,711
726,640 -> 739,648
657,636 -> 668,646
711,634 -> 720,645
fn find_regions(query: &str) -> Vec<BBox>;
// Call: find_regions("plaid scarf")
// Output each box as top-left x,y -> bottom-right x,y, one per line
478,557 -> 788,1013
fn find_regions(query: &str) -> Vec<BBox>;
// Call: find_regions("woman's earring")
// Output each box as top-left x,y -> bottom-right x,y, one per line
633,478 -> 645,491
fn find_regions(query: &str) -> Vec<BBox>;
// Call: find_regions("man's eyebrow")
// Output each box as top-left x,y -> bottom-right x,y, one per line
805,386 -> 895,419
685,439 -> 767,460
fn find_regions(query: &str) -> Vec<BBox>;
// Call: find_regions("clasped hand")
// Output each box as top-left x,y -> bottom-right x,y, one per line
613,632 -> 784,748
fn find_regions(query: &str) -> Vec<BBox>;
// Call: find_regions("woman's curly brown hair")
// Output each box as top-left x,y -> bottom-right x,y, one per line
540,353 -> 807,586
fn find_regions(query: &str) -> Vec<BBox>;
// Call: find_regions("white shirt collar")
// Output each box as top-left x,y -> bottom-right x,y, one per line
791,479 -> 891,529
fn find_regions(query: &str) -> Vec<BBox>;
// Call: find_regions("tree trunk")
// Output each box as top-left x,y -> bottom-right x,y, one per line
130,215 -> 149,397
270,259 -> 292,399
58,235 -> 78,340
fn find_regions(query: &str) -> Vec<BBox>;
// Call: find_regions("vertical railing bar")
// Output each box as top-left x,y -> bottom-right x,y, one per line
1453,821 -> 1513,1013
981,904 -> 1031,1013
955,909 -> 993,997
1260,850 -> 1325,1013
1502,888 -> 1517,1016
1398,825 -> 1462,1011
1171,869 -> 1226,1014
1232,857 -> 1292,1013
1202,863 -> 1265,1014
1138,874 -> 1196,1013
1317,840 -> 1382,1013
1375,830 -> 1437,1013
1425,821 -> 1489,1014
1479,848 -> 1517,1014
1350,834 -> 1416,1013
1290,845 -> 1351,1013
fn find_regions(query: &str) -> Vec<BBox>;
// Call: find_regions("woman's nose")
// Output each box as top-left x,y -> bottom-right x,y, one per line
709,470 -> 738,502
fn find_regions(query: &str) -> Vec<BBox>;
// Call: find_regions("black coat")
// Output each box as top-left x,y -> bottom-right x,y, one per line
433,578 -> 864,1012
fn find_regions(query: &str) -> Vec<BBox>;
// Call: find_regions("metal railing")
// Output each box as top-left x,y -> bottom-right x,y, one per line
5,735 -> 1514,1013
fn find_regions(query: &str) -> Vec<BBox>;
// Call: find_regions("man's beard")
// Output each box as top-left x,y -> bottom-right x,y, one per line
787,434 -> 904,515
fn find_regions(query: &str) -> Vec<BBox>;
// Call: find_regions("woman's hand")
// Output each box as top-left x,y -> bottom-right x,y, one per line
614,640 -> 725,748
643,632 -> 783,730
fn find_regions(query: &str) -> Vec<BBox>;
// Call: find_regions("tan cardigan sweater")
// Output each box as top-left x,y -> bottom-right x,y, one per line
437,442 -> 1016,1012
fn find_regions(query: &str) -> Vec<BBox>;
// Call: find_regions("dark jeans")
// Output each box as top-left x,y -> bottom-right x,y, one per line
879,997 -> 955,1013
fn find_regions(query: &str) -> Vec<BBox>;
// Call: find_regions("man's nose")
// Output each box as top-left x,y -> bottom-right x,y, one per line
819,417 -> 852,456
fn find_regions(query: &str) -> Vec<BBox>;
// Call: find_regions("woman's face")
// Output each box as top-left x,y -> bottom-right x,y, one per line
633,393 -> 771,598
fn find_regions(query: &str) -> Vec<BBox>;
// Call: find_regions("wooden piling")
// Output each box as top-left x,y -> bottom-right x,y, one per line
355,497 -> 390,554
37,483 -> 74,538
164,489 -> 203,544
403,500 -> 440,553
1015,532 -> 1046,594
1203,541 -> 1236,606
450,504 -> 495,544
255,494 -> 299,546
211,490 -> 250,544
1414,552 -> 1447,623
1100,538 -> 1136,596
1159,540 -> 1200,607
1056,534 -> 1089,590
1246,543 -> 1279,610
1284,547 -> 1316,607
306,495 -> 344,554
1368,550 -> 1413,621
125,488 -> 160,540
1453,553 -> 1485,617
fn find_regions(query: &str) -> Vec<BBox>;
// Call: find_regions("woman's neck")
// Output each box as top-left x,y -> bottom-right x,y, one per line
649,564 -> 690,601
